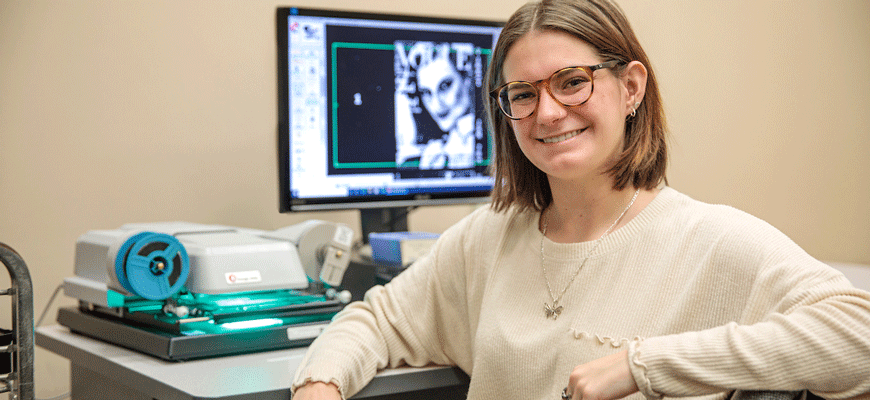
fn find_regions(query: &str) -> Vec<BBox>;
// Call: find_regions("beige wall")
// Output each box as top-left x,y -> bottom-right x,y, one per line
1,0 -> 868,397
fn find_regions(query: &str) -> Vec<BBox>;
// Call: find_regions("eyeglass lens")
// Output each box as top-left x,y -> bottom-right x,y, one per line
496,67 -> 593,119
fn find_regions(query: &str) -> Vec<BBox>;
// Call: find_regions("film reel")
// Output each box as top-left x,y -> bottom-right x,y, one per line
113,231 -> 190,300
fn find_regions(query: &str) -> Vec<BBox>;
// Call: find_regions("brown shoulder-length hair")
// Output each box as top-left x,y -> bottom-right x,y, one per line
485,0 -> 667,213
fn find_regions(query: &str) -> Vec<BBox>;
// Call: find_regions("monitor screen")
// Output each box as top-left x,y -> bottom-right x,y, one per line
276,7 -> 502,220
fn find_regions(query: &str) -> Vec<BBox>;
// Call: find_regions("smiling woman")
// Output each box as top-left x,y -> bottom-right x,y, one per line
499,30 -> 643,189
486,1 -> 667,212
291,1 -> 870,400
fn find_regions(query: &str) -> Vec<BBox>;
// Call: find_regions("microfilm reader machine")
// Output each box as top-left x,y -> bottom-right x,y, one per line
58,220 -> 355,360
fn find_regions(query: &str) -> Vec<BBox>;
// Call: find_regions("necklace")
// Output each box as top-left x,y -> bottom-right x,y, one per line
541,188 -> 640,320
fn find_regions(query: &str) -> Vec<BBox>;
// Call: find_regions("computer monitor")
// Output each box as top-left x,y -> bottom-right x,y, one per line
276,7 -> 503,240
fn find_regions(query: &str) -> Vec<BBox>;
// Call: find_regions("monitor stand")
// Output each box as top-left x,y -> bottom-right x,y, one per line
359,207 -> 410,244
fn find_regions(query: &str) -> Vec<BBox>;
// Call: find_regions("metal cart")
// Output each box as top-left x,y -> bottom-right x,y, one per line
0,243 -> 34,400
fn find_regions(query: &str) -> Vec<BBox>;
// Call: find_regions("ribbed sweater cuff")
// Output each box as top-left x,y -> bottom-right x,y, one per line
629,338 -> 664,399
291,375 -> 347,400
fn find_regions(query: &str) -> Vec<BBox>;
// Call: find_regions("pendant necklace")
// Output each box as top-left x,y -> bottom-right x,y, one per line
541,188 -> 640,320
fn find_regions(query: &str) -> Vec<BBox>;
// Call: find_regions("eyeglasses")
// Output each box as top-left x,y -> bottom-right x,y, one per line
490,60 -> 621,120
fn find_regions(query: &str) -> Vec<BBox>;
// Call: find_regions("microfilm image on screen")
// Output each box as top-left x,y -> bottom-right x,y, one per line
278,8 -> 501,212
394,41 -> 486,170
328,26 -> 492,177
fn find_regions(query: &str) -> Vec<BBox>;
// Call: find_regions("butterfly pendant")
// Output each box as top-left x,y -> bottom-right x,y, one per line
544,302 -> 563,319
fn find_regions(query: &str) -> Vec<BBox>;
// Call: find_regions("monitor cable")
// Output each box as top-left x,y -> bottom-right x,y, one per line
35,283 -> 71,400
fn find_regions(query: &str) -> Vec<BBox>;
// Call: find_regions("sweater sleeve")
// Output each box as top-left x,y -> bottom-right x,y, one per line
628,210 -> 870,399
291,210 -> 481,398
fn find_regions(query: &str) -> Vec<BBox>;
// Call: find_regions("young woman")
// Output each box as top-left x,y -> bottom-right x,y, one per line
292,1 -> 870,399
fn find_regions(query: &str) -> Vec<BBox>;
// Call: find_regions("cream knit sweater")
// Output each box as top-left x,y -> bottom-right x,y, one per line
293,187 -> 870,399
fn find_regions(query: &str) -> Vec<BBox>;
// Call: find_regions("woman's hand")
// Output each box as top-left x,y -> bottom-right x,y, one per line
293,381 -> 342,400
566,349 -> 639,400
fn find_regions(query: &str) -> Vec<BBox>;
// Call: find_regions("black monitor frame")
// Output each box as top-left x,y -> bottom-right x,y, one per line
276,7 -> 502,239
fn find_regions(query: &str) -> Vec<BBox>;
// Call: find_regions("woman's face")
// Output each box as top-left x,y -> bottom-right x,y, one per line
502,30 -> 632,184
418,57 -> 472,132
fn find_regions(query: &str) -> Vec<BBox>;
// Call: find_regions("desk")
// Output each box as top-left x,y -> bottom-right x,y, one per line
36,325 -> 469,400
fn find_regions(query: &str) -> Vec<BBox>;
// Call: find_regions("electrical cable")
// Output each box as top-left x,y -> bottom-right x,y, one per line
36,392 -> 71,400
34,283 -> 72,400
35,283 -> 63,327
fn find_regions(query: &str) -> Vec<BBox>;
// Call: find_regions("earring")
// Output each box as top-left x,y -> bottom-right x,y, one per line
630,101 -> 640,118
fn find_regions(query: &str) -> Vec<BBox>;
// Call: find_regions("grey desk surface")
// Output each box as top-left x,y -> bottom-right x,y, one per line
36,325 -> 469,399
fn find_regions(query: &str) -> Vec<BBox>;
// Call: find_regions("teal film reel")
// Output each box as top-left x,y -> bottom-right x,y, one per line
113,232 -> 190,300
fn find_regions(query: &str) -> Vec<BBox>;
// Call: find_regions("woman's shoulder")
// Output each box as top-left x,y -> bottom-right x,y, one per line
656,187 -> 779,233
656,187 -> 811,262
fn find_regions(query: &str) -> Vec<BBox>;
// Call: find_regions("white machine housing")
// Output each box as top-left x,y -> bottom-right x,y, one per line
64,221 -> 354,307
